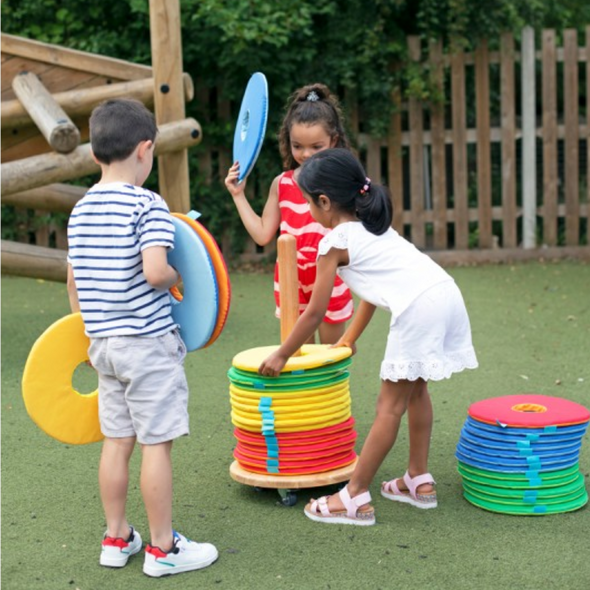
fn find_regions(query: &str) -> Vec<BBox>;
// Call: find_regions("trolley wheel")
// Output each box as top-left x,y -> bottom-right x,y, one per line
278,489 -> 298,507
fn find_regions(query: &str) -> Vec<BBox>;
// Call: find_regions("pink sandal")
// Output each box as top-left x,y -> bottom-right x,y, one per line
381,471 -> 437,509
304,485 -> 375,526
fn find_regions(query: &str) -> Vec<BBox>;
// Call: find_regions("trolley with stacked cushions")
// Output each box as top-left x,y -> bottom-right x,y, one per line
228,235 -> 358,505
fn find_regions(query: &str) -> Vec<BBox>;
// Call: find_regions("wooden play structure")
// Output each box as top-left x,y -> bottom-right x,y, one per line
1,1 -> 201,282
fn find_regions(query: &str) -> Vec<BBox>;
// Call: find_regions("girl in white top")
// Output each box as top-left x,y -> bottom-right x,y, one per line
260,148 -> 478,526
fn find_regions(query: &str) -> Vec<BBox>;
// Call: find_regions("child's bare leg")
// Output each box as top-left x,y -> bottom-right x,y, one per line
403,380 -> 434,494
318,320 -> 345,345
140,441 -> 174,550
321,379 -> 419,511
99,436 -> 136,538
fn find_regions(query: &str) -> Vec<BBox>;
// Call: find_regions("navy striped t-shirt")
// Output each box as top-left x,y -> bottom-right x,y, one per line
67,182 -> 177,338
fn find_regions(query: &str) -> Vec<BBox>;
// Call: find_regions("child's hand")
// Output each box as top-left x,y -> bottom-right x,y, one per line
259,351 -> 288,377
330,338 -> 357,356
224,161 -> 247,198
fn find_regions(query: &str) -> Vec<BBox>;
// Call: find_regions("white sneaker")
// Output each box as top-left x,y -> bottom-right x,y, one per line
143,530 -> 218,577
100,526 -> 142,567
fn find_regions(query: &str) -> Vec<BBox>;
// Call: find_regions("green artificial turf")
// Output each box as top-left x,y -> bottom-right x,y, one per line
2,261 -> 589,590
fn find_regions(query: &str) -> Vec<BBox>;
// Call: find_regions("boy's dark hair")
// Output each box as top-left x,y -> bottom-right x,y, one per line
298,148 -> 393,236
278,83 -> 351,170
89,99 -> 158,164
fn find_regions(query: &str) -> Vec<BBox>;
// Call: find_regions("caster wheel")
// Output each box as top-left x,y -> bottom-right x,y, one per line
278,490 -> 298,506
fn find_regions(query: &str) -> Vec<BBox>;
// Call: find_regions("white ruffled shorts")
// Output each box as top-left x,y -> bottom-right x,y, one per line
380,280 -> 478,382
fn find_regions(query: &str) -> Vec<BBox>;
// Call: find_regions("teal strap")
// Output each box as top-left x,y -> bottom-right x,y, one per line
525,469 -> 540,479
526,455 -> 541,466
543,425 -> 558,433
533,505 -> 547,514
258,397 -> 273,411
525,433 -> 540,441
523,491 -> 538,503
519,448 -> 533,456
266,459 -> 279,473
187,209 -> 202,220
516,440 -> 531,448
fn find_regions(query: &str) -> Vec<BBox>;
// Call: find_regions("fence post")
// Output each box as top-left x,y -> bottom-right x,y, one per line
521,26 -> 537,249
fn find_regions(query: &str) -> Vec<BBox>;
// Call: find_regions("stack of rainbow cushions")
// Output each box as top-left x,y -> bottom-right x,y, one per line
456,394 -> 589,515
228,345 -> 357,475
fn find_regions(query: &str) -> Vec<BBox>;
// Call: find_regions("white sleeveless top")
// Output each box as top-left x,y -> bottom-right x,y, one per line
318,221 -> 452,322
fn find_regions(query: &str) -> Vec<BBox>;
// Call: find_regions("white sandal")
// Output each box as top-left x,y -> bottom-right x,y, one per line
304,485 -> 375,526
381,471 -> 437,509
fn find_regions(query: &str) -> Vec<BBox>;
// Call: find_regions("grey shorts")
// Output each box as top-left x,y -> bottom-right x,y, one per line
88,330 -> 189,444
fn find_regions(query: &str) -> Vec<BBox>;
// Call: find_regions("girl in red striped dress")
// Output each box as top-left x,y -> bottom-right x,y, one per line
225,83 -> 354,343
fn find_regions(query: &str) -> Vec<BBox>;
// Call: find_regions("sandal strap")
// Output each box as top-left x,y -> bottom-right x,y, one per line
311,496 -> 332,517
403,472 -> 436,499
338,485 -> 372,519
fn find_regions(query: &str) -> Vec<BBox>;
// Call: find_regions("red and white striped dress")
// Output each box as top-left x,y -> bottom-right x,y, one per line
273,170 -> 353,324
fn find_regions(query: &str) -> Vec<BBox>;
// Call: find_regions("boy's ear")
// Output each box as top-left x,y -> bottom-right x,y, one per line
137,139 -> 153,159
90,149 -> 101,165
330,135 -> 339,148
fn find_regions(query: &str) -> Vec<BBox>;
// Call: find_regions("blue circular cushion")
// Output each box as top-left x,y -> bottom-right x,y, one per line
168,216 -> 218,351
233,72 -> 268,182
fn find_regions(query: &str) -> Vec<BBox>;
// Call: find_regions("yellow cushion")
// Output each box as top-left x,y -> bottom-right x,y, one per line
232,344 -> 352,373
22,313 -> 103,445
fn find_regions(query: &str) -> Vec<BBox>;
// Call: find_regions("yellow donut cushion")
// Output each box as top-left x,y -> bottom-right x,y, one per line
22,313 -> 103,445
232,344 -> 352,373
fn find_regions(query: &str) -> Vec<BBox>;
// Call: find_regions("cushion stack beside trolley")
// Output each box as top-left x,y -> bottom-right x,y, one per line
456,394 -> 589,515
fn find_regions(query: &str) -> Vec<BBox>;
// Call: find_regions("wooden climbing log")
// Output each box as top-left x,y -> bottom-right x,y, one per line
1,117 -> 202,197
1,240 -> 68,283
12,71 -> 81,153
1,183 -> 85,213
1,74 -> 195,130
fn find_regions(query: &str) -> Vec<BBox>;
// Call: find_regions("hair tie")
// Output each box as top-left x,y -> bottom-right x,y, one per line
359,177 -> 371,195
306,91 -> 319,102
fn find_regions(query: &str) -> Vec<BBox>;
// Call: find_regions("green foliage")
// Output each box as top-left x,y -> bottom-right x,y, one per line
2,0 -> 589,252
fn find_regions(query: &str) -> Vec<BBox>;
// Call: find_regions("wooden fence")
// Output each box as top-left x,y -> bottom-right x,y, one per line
5,27 -> 590,263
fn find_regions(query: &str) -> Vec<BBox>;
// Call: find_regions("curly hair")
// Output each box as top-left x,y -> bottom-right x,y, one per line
278,83 -> 351,170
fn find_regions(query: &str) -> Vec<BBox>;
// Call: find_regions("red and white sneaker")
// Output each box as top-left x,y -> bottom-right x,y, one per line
143,530 -> 218,577
100,526 -> 143,567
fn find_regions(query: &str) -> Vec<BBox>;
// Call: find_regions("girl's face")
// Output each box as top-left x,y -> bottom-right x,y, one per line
289,123 -> 336,167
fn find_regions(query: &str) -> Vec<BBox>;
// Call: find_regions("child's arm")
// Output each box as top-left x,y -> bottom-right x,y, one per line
333,299 -> 376,352
259,248 -> 345,376
142,246 -> 179,290
225,162 -> 281,246
66,263 -> 80,313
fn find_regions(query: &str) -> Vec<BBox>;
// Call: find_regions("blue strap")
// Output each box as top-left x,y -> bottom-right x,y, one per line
258,397 -> 272,411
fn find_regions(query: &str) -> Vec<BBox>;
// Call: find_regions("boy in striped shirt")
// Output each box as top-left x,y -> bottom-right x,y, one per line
67,99 -> 218,577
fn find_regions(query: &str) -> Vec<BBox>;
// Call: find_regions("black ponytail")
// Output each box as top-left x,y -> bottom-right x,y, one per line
298,148 -> 393,235
355,185 -> 392,235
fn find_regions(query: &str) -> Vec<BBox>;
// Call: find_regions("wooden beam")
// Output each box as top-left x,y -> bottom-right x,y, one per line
1,183 -> 85,212
2,74 -> 195,129
1,240 -> 68,283
1,118 -> 202,196
1,33 -> 152,80
12,71 -> 80,153
149,0 -> 190,213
